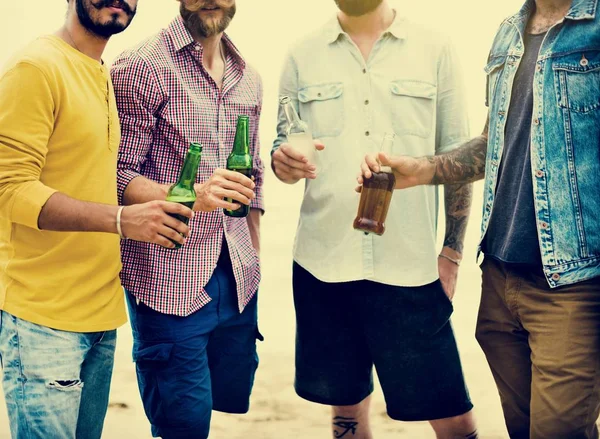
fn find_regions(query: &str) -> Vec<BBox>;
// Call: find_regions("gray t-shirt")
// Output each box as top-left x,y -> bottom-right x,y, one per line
483,32 -> 546,265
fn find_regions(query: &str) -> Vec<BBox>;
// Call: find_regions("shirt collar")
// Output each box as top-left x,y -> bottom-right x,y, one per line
324,10 -> 407,44
510,0 -> 597,25
166,15 -> 247,70
167,15 -> 195,52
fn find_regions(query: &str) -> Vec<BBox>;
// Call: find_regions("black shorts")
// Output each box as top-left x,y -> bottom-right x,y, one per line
292,262 -> 473,421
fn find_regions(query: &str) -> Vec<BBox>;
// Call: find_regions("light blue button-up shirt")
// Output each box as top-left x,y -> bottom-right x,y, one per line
273,13 -> 469,286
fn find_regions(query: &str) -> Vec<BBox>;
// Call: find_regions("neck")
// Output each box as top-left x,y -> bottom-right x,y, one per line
337,1 -> 394,37
57,7 -> 108,62
534,0 -> 573,15
195,33 -> 225,68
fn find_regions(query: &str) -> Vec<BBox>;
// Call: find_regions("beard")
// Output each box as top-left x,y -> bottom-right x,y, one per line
180,1 -> 236,38
334,0 -> 383,16
76,0 -> 137,39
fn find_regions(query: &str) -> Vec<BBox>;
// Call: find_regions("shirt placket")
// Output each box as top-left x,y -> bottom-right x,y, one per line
344,35 -> 386,278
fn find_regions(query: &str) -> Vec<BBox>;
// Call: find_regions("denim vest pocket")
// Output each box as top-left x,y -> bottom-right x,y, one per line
552,51 -> 600,258
390,80 -> 436,138
484,55 -> 507,108
298,82 -> 344,139
554,52 -> 600,113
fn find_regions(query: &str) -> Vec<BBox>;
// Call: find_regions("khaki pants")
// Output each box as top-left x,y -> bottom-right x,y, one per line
476,258 -> 600,439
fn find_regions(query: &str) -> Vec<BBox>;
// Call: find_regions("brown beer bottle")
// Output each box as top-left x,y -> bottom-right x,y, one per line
353,133 -> 396,236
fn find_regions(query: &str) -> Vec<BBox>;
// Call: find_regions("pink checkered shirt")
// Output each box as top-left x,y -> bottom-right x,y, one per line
111,16 -> 264,316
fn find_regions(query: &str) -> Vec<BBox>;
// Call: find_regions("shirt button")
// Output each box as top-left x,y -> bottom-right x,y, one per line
362,68 -> 367,74
364,100 -> 369,105
194,45 -> 200,51
536,170 -> 544,178
317,92 -> 322,97
365,131 -> 370,136
552,273 -> 561,281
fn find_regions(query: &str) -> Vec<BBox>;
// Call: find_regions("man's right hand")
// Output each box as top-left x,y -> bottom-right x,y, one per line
272,141 -> 325,184
356,152 -> 435,192
193,168 -> 256,212
120,201 -> 193,248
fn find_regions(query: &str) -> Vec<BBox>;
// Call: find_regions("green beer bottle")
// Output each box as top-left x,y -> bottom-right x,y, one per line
225,116 -> 253,218
165,142 -> 202,249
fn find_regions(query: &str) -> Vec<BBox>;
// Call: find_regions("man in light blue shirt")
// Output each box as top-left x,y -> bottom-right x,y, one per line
271,0 -> 477,437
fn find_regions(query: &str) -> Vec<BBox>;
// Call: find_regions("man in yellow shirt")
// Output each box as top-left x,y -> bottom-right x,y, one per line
0,1 -> 193,438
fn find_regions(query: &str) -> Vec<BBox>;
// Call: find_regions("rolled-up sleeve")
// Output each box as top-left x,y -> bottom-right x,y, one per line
435,41 -> 470,154
111,53 -> 163,205
0,62 -> 57,230
250,77 -> 265,212
272,52 -> 300,155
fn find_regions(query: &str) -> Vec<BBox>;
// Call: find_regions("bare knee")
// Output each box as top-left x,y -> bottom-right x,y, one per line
430,410 -> 478,439
333,397 -> 370,418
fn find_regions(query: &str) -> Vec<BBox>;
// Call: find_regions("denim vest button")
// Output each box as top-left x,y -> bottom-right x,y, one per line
533,118 -> 540,125
536,63 -> 542,72
552,273 -> 561,281
541,221 -> 548,229
581,56 -> 589,67
536,170 -> 544,178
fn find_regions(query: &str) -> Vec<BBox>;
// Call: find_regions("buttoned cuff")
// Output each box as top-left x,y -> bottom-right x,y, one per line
117,170 -> 143,206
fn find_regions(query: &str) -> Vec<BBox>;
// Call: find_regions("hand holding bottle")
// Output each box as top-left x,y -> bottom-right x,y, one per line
272,140 -> 325,184
356,152 -> 435,192
119,201 -> 193,249
193,169 -> 255,213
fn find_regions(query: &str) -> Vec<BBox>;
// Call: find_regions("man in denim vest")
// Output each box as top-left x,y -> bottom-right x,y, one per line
359,0 -> 600,437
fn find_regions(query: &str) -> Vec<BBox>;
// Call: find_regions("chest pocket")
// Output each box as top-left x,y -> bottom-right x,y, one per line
298,82 -> 344,139
554,52 -> 600,113
484,55 -> 507,108
390,80 -> 436,138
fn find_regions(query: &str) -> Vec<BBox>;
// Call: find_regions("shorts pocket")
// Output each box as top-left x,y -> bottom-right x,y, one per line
298,82 -> 344,138
390,80 -> 436,138
133,342 -> 176,426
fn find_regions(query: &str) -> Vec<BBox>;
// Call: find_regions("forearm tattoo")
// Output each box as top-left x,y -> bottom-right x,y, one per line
429,118 -> 489,185
332,416 -> 358,438
443,183 -> 473,254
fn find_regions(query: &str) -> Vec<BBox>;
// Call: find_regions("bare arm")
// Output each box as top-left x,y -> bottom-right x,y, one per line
429,117 -> 489,185
442,183 -> 473,256
358,116 -> 489,189
38,193 -> 120,233
247,208 -> 261,256
122,176 -> 169,206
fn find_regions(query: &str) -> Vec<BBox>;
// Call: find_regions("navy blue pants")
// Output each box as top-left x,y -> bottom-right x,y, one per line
126,251 -> 261,439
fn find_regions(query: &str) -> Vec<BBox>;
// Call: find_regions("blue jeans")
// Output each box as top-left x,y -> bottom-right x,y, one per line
0,311 -> 116,439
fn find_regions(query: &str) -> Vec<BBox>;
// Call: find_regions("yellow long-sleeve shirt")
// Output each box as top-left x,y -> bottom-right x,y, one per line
0,36 -> 126,332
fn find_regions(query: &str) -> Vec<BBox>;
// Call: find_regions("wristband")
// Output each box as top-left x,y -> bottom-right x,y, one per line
116,206 -> 127,240
439,253 -> 460,266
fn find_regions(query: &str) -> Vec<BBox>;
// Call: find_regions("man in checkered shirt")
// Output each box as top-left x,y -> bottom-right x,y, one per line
111,1 -> 264,438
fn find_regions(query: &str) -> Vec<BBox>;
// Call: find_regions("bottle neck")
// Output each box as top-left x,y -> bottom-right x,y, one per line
283,101 -> 302,127
177,151 -> 202,188
379,134 -> 395,174
232,120 -> 250,155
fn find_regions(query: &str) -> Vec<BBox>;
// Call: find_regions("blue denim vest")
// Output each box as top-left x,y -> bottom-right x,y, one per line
481,0 -> 600,287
